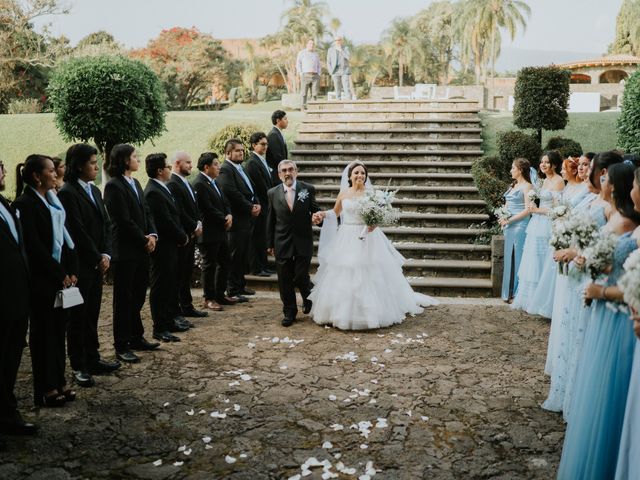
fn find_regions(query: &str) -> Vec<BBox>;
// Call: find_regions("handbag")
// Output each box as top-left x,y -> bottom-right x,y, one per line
54,286 -> 84,309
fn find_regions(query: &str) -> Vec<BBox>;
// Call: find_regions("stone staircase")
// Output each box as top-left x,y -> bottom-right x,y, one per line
247,99 -> 493,297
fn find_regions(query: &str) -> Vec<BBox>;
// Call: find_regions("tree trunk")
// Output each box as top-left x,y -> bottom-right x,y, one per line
399,59 -> 404,87
536,128 -> 542,146
490,25 -> 496,91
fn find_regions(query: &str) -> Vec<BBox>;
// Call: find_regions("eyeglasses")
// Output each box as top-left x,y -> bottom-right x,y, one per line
280,167 -> 296,173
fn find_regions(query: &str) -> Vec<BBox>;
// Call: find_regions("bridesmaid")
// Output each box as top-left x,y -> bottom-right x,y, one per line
511,151 -> 564,312
557,161 -> 640,480
13,155 -> 78,407
615,165 -> 640,480
530,156 -> 589,319
499,158 -> 533,302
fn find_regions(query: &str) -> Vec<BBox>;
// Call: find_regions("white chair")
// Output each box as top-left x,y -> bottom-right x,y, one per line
327,91 -> 338,101
393,86 -> 411,100
411,83 -> 436,100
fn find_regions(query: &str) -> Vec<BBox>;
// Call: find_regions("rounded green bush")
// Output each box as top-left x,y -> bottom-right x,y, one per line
617,69 -> 640,153
544,136 -> 583,158
208,123 -> 261,160
497,130 -> 542,169
471,156 -> 511,212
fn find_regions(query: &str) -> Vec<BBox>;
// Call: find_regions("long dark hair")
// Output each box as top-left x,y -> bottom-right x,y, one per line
347,161 -> 368,187
107,144 -> 135,177
15,154 -> 52,196
538,151 -> 562,179
511,158 -> 531,186
609,162 -> 640,224
589,150 -> 623,188
64,143 -> 98,182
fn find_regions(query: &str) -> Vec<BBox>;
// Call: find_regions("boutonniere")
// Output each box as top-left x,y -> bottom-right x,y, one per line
297,189 -> 309,202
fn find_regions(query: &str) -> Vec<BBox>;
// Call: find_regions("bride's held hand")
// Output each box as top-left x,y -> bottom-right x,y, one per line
367,225 -> 377,232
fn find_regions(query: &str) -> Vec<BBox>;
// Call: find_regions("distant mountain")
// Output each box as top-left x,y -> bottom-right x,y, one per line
495,47 -> 605,73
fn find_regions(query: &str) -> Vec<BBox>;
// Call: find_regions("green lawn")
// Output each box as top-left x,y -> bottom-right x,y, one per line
0,101 -> 304,199
480,111 -> 620,157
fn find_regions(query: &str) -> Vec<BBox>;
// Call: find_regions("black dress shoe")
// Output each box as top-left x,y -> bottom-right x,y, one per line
168,322 -> 189,333
217,296 -> 238,305
0,419 -> 38,436
73,371 -> 95,387
174,316 -> 195,328
231,295 -> 249,303
153,331 -> 181,342
129,338 -> 160,351
88,359 -> 121,375
238,288 -> 256,295
182,308 -> 208,318
253,270 -> 271,277
303,299 -> 312,314
116,350 -> 141,363
281,317 -> 295,327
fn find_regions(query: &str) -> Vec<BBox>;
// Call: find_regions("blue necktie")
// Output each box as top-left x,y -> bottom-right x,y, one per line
237,165 -> 255,195
84,183 -> 96,205
211,179 -> 222,198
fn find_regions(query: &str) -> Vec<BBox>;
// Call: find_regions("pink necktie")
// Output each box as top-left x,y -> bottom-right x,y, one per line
286,187 -> 294,211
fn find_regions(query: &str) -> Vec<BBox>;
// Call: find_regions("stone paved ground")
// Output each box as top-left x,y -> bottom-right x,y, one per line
0,288 -> 565,480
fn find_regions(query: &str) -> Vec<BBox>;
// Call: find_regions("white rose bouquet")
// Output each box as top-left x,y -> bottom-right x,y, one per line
582,230 -> 618,280
567,211 -> 600,251
549,212 -> 572,274
618,249 -> 640,313
356,188 -> 400,240
493,205 -> 511,224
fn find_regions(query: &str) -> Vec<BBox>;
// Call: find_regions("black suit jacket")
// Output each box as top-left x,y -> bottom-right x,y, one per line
13,188 -> 78,300
245,153 -> 274,209
0,195 -> 29,318
193,172 -> 231,244
58,180 -> 112,270
266,127 -> 288,184
216,161 -> 256,231
104,175 -> 157,262
144,180 -> 188,249
267,181 -> 320,259
167,173 -> 199,236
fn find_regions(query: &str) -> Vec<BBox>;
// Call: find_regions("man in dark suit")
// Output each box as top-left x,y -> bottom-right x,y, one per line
192,152 -> 236,311
144,153 -> 191,343
167,152 -> 208,319
245,132 -> 275,277
217,139 -> 261,300
104,144 -> 160,363
267,160 -> 322,327
0,159 -> 37,442
265,110 -> 289,185
58,143 -> 120,388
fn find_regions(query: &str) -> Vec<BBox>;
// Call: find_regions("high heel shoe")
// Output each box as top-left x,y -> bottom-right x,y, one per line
61,389 -> 76,402
38,393 -> 66,407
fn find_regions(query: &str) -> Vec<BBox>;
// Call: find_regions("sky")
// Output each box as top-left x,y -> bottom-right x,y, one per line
36,0 -> 624,58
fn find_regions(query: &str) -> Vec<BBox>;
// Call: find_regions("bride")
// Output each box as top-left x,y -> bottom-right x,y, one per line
309,161 -> 439,330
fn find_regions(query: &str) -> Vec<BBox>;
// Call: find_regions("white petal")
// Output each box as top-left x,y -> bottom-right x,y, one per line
183,449 -> 192,456
185,409 -> 194,416
228,381 -> 240,387
187,393 -> 196,398
328,395 -> 337,401
173,461 -> 184,467
163,402 -> 170,407
322,441 -> 333,449
152,459 -> 162,466
240,374 -> 252,381
178,445 -> 186,452
225,455 -> 237,464
234,404 -> 241,411
202,436 -> 212,443
360,444 -> 369,449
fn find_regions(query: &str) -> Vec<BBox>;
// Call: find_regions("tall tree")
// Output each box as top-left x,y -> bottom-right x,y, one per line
609,0 -> 640,55
382,18 -> 423,86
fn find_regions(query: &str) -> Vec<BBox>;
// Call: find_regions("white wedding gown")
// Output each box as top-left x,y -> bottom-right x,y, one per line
309,198 -> 439,330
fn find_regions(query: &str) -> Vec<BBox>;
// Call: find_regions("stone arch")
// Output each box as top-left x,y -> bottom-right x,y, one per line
599,69 -> 629,84
570,73 -> 592,84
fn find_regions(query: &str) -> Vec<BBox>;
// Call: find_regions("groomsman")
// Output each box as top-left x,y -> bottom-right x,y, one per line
193,152 -> 236,310
0,159 -> 37,443
104,144 -> 160,363
58,143 -> 120,387
217,139 -> 261,300
266,110 -> 289,185
167,151 -> 208,319
245,132 -> 275,277
144,153 -> 191,342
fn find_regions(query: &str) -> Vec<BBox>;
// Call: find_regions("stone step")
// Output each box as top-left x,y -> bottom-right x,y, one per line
291,150 -> 482,164
311,240 -> 491,261
298,126 -> 482,134
294,139 -> 482,150
297,129 -> 481,141
316,197 -> 486,215
297,160 -> 473,174
298,171 -> 475,187
246,274 -> 493,297
306,99 -> 480,110
313,184 -> 479,200
300,119 -> 480,129
312,225 -> 488,243
304,111 -> 479,121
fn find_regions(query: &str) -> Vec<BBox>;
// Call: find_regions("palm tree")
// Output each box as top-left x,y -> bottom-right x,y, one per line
382,18 -> 422,86
281,0 -> 329,45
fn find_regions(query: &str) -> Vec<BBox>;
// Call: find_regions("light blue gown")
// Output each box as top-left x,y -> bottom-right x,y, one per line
557,233 -> 638,480
501,186 -> 530,301
530,183 -> 589,319
511,189 -> 557,312
615,339 -> 640,480
542,197 -> 605,416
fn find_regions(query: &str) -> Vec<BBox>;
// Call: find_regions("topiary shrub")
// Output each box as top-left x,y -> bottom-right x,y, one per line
497,130 -> 542,170
208,123 -> 261,160
618,69 -> 640,153
513,66 -> 571,144
47,55 -> 166,169
471,156 -> 511,212
544,136 -> 583,158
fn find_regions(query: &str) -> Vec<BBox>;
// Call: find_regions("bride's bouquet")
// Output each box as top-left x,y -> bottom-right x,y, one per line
618,249 -> 640,313
356,188 -> 400,240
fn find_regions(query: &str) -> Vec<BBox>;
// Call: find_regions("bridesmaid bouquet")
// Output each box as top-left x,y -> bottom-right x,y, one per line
567,211 -> 599,250
618,249 -> 640,312
493,206 -> 511,223
526,189 -> 540,204
549,213 -> 572,274
356,188 -> 400,240
582,230 -> 617,280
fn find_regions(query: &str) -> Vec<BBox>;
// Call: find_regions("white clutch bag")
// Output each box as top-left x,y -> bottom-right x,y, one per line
54,286 -> 84,309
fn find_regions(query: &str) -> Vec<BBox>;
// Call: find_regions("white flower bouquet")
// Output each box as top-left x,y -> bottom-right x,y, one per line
618,249 -> 640,313
548,204 -> 569,221
567,211 -> 600,250
356,188 -> 400,240
582,230 -> 617,280
493,205 -> 511,223
549,213 -> 573,274
526,189 -> 540,204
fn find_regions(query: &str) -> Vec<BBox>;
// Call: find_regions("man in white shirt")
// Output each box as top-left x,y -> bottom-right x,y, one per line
296,39 -> 321,110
